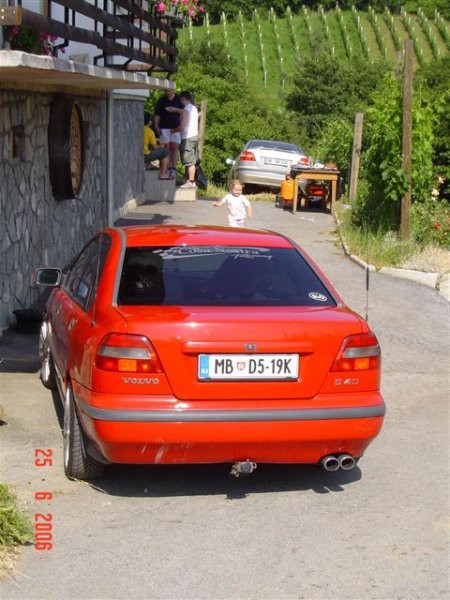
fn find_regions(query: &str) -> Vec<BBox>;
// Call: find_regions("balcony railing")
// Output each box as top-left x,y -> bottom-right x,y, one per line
0,0 -> 178,74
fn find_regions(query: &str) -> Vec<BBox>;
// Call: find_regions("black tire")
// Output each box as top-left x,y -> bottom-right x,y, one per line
63,383 -> 105,480
39,322 -> 57,390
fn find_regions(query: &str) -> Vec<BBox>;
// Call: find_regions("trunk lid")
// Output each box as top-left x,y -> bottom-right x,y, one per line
117,306 -> 362,400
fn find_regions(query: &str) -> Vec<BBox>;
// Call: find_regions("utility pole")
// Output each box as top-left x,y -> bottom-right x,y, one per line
400,39 -> 413,240
349,112 -> 364,202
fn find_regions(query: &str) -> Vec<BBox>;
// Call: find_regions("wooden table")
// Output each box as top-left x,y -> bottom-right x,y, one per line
291,167 -> 340,213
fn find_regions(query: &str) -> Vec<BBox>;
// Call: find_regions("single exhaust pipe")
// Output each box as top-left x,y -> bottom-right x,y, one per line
321,455 -> 340,472
338,454 -> 356,470
230,460 -> 257,478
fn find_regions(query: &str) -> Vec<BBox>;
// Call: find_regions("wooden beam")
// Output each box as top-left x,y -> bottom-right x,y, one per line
17,8 -> 176,72
52,0 -> 176,56
114,0 -> 179,36
349,112 -> 364,202
0,7 -> 22,26
198,99 -> 207,161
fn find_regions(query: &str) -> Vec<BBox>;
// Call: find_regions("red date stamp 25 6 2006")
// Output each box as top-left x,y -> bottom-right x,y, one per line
34,449 -> 54,551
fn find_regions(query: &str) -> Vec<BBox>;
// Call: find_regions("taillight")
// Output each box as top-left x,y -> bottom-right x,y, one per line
307,185 -> 326,196
331,332 -> 381,372
96,334 -> 162,373
239,151 -> 256,161
299,156 -> 310,165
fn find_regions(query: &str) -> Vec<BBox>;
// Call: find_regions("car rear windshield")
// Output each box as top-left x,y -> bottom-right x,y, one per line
247,140 -> 304,154
117,246 -> 336,307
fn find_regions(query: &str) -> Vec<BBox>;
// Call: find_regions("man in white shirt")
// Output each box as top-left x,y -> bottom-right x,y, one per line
166,90 -> 199,189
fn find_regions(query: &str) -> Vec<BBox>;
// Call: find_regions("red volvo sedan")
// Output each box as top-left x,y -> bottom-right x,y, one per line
37,226 -> 385,480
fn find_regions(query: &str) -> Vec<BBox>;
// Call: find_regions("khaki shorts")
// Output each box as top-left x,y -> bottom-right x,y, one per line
180,136 -> 199,167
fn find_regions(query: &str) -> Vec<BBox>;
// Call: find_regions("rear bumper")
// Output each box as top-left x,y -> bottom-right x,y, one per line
233,166 -> 287,188
74,387 -> 385,465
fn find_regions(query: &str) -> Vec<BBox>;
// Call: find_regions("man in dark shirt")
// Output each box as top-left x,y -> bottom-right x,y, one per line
155,89 -> 184,178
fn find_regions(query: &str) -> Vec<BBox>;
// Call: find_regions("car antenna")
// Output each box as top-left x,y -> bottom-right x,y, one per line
364,219 -> 370,323
91,235 -> 103,327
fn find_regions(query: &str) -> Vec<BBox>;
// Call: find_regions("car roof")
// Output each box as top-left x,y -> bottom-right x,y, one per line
113,225 -> 293,249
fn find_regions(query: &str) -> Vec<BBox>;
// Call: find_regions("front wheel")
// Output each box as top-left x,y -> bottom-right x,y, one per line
39,322 -> 57,390
63,384 -> 105,481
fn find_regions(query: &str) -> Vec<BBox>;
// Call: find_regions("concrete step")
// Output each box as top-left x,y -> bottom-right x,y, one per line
174,186 -> 196,202
144,169 -> 175,202
144,170 -> 196,202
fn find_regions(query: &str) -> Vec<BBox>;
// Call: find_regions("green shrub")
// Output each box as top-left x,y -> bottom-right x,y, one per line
412,198 -> 450,248
0,483 -> 32,546
356,74 -> 435,231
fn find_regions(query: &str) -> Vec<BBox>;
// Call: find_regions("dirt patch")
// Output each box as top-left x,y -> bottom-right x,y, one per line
401,246 -> 450,274
0,545 -> 20,580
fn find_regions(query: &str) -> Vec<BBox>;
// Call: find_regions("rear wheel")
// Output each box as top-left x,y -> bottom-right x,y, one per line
39,322 -> 56,390
63,383 -> 104,481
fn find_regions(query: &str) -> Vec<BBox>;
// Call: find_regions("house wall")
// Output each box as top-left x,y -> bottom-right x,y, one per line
113,97 -> 146,218
0,89 -> 107,330
0,86 -> 147,331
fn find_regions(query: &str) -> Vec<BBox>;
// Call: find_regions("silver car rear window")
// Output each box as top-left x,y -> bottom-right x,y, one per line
247,140 -> 304,154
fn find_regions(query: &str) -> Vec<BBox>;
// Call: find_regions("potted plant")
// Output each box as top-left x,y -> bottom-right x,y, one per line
153,0 -> 205,20
5,26 -> 64,56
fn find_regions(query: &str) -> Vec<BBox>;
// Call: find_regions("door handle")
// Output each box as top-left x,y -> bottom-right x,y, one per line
68,318 -> 77,331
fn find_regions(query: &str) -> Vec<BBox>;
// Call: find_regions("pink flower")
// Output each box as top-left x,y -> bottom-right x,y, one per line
199,5 -> 204,12
189,9 -> 194,16
155,2 -> 165,12
60,47 -> 66,53
182,0 -> 188,4
49,33 -> 58,43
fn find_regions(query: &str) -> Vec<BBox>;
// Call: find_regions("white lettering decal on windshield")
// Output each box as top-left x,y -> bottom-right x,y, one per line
154,246 -> 273,260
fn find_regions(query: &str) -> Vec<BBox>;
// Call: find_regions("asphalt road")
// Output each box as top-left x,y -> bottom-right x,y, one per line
1,199 -> 448,600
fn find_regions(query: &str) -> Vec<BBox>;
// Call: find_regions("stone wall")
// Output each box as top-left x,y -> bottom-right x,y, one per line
0,90 -> 107,330
113,97 -> 145,218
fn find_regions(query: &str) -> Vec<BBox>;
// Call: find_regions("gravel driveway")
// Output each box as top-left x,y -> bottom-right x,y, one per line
1,199 -> 448,600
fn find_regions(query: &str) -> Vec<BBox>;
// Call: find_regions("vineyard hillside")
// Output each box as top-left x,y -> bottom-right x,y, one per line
179,7 -> 449,102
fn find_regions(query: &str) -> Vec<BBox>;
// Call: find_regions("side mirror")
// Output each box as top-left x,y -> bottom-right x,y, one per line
35,268 -> 62,287
225,158 -> 235,166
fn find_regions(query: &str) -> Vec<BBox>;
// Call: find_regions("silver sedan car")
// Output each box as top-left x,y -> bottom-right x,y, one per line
227,139 -> 310,189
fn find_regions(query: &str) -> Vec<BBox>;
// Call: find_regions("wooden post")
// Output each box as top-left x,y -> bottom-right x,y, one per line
198,99 -> 207,161
292,177 -> 299,213
400,39 -> 413,240
349,112 -> 364,202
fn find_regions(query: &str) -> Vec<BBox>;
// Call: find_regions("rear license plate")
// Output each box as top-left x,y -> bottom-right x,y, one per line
198,354 -> 299,380
263,158 -> 290,167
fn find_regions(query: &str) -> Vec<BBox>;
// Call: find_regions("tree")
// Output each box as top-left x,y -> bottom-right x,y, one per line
286,55 -> 389,145
173,41 -> 298,183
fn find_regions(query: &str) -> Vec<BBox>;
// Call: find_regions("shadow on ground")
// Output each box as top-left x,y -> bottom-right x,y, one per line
0,329 -> 39,373
115,209 -> 174,227
84,462 -> 362,499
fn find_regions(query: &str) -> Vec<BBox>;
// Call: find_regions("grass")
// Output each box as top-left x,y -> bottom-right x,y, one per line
182,9 -> 449,102
0,483 -> 32,569
336,203 -> 450,273
336,204 -> 418,268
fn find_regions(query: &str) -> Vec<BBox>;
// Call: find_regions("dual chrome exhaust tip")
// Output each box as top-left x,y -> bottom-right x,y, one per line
229,455 -> 357,477
321,454 -> 356,472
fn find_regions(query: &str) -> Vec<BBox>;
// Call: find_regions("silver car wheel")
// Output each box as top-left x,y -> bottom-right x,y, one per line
63,387 -> 71,470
